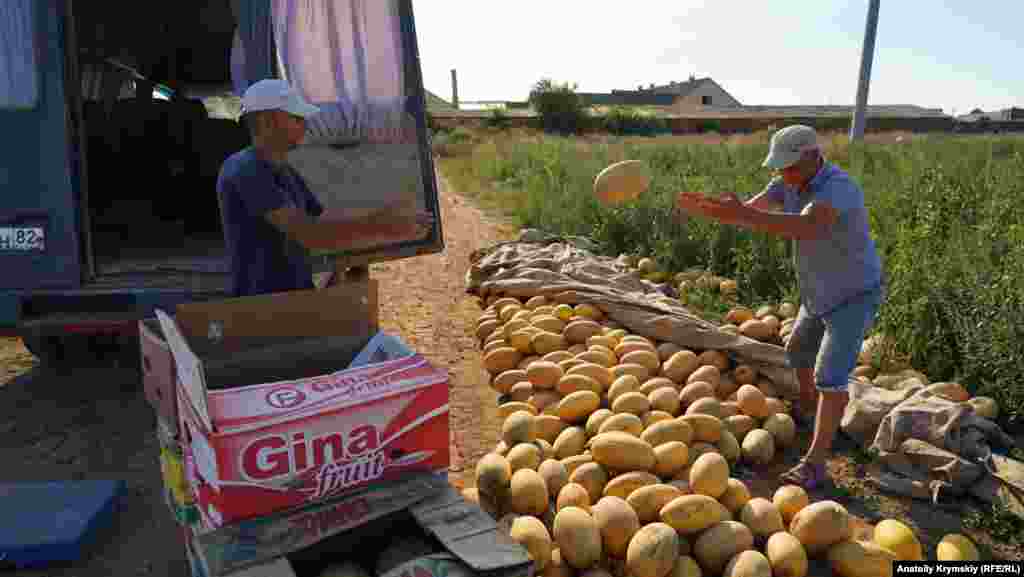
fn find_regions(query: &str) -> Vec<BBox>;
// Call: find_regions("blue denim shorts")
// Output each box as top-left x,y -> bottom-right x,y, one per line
785,287 -> 884,392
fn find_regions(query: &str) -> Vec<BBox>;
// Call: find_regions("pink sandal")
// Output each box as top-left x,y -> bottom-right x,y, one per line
780,459 -> 829,490
792,411 -> 816,431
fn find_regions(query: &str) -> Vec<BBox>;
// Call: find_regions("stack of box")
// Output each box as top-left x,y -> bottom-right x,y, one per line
138,280 -> 532,577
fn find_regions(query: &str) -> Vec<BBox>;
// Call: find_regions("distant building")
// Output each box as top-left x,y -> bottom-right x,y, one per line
676,104 -> 949,118
957,107 -> 1024,122
577,76 -> 741,108
576,91 -> 676,107
641,76 -> 742,107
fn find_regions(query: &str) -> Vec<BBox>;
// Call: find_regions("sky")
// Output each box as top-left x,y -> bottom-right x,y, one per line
412,1 -> 1023,115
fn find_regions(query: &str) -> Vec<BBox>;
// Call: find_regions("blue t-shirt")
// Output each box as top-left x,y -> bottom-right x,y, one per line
765,162 -> 884,317
216,147 -> 324,298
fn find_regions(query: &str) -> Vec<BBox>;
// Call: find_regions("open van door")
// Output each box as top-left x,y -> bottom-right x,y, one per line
0,0 -> 87,302
260,0 -> 445,268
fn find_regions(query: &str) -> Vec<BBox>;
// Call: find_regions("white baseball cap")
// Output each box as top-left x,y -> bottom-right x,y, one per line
762,124 -> 820,169
240,79 -> 320,118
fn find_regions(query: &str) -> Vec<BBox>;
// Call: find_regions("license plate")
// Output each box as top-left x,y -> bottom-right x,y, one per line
0,226 -> 45,251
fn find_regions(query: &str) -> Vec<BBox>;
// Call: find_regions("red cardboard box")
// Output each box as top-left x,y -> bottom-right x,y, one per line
140,318 -> 180,431
156,282 -> 450,528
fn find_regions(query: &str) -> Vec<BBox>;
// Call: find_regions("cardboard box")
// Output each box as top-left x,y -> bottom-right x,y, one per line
156,416 -> 200,525
140,318 -> 179,430
158,281 -> 450,528
188,473 -> 533,577
140,279 -> 381,433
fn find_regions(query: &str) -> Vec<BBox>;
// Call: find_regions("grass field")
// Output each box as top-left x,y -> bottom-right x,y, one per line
437,127 -> 1024,429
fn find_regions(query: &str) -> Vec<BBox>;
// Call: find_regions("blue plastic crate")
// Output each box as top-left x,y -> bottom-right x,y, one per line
0,480 -> 124,569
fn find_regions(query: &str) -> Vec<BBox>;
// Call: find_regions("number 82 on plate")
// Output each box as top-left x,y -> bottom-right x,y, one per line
0,226 -> 45,251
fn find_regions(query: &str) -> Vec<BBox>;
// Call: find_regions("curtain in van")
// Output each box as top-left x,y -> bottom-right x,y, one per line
230,29 -> 247,97
0,0 -> 39,109
234,0 -> 275,94
271,0 -> 410,143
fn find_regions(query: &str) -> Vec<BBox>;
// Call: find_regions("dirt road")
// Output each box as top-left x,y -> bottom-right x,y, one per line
0,176 -> 515,576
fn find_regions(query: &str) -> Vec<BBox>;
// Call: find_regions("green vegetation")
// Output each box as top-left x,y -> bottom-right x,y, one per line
529,79 -> 588,135
965,502 -> 1024,545
438,128 -> 1024,428
528,80 -> 672,136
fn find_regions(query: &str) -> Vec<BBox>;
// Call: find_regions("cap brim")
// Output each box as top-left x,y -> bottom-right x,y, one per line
286,102 -> 320,118
762,151 -> 795,170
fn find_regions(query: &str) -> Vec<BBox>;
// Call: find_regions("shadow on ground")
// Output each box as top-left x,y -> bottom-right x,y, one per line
1,361 -> 188,576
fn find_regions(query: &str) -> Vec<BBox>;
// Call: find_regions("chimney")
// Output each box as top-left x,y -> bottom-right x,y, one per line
451,69 -> 459,110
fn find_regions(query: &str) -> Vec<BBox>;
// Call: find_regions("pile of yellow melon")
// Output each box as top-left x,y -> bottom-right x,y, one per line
469,295 -> 985,576
620,257 -> 1003,422
718,304 -> 797,346
476,295 -> 798,471
720,305 -> 1001,420
469,433 -> 980,577
469,424 -> 981,577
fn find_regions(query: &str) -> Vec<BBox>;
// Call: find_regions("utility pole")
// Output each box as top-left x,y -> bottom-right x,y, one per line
451,69 -> 459,110
850,0 -> 880,142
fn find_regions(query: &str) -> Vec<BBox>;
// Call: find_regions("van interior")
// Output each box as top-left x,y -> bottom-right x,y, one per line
71,1 -> 246,290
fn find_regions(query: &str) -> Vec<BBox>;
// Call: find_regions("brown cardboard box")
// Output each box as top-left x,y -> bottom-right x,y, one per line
139,279 -> 379,431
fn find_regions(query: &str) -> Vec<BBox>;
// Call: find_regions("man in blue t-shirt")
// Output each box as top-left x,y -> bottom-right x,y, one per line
217,79 -> 432,298
677,125 -> 884,490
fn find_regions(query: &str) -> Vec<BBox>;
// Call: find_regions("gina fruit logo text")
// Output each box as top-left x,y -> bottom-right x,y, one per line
240,425 -> 380,481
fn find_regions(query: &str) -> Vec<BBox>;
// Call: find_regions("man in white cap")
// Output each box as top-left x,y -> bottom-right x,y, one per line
217,78 -> 431,297
677,125 -> 884,489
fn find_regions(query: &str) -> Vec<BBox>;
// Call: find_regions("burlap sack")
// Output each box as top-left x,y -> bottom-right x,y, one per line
867,382 -> 1018,512
871,383 -> 1013,458
841,378 -> 925,446
970,455 -> 1024,520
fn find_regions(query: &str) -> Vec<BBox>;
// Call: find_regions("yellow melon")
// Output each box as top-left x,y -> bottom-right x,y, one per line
936,534 -> 980,561
773,485 -> 809,524
827,540 -> 897,577
765,532 -> 808,577
552,507 -> 603,569
591,496 -> 640,559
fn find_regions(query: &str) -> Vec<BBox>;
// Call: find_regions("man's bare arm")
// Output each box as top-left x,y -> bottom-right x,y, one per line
744,190 -> 783,212
679,192 -> 838,241
265,207 -> 424,252
736,201 -> 839,241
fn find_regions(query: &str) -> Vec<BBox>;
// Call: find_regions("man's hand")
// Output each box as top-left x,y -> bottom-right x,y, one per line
414,211 -> 436,239
389,195 -> 435,240
315,271 -> 336,290
677,192 -> 749,225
